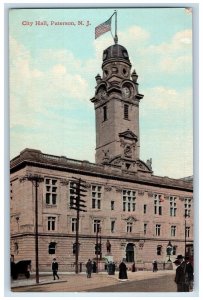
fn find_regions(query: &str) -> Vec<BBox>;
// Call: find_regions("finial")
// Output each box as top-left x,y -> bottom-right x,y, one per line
95,74 -> 101,84
131,70 -> 138,82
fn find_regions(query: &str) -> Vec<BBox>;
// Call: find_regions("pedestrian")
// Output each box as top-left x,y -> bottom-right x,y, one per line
86,258 -> 93,278
52,258 -> 60,280
112,262 -> 116,274
106,240 -> 111,254
152,260 -> 158,272
118,259 -> 128,280
185,256 -> 194,291
131,262 -> 136,272
92,260 -> 97,273
174,254 -> 189,292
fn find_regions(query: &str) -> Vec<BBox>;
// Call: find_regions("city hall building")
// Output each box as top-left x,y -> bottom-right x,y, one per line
10,41 -> 193,271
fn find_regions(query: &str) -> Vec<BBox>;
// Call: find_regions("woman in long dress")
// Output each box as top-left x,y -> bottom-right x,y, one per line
119,260 -> 128,280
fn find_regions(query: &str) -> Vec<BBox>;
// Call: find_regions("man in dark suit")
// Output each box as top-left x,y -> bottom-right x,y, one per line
52,258 -> 60,280
185,256 -> 194,291
174,255 -> 189,292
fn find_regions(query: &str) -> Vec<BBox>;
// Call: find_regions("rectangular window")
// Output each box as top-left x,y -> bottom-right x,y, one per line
155,224 -> 161,236
186,226 -> 190,238
154,194 -> 163,215
111,201 -> 114,210
122,189 -> 136,212
71,218 -> 77,232
144,223 -> 147,235
93,220 -> 101,233
103,106 -> 107,121
144,204 -> 147,214
48,217 -> 56,231
127,222 -> 132,233
111,220 -> 115,233
184,198 -> 192,217
49,242 -> 56,255
69,181 -> 77,207
157,245 -> 162,255
91,185 -> 102,209
171,225 -> 176,237
45,178 -> 58,205
124,104 -> 129,119
170,196 -> 177,216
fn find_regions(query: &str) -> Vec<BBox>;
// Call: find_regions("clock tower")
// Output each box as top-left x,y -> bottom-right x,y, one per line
91,43 -> 152,173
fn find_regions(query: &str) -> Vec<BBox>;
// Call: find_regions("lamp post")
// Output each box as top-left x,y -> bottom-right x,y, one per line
184,212 -> 190,258
20,174 -> 44,284
99,226 -> 102,261
95,225 -> 101,273
166,241 -> 173,262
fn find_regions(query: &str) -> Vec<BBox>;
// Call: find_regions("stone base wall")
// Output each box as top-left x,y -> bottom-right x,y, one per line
11,235 -> 187,272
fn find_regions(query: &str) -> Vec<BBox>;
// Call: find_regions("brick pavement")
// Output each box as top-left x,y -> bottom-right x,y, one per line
11,270 -> 176,292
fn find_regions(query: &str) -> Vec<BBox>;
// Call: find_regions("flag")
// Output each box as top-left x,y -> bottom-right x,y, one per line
95,17 -> 112,39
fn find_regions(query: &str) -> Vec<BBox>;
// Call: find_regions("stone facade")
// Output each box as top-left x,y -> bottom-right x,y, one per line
10,148 -> 193,271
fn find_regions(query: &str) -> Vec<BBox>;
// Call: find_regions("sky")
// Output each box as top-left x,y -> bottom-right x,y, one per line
9,7 -> 193,179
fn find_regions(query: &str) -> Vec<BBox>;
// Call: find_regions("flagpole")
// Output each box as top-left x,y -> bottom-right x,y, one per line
114,10 -> 118,44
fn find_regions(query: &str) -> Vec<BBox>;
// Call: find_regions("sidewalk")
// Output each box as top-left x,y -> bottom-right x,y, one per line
11,270 -> 176,291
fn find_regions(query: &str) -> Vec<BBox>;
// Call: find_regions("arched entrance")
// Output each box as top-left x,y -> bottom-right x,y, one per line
126,243 -> 135,262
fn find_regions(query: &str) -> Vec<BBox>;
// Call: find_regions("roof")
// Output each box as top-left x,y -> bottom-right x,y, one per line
102,44 -> 131,65
10,148 -> 193,192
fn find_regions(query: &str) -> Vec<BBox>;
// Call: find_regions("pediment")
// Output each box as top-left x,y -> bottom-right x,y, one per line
136,159 -> 152,172
119,130 -> 138,141
123,216 -> 137,222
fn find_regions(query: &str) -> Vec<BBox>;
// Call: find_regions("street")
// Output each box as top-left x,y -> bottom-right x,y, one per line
11,270 -> 180,293
87,274 -> 177,292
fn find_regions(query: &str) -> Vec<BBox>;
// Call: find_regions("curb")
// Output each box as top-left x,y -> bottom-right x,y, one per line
11,279 -> 67,288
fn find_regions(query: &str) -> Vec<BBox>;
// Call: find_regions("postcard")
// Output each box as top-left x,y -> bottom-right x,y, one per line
9,6 -> 195,294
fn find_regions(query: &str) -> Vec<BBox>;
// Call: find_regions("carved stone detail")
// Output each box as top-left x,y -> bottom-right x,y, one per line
138,190 -> 144,196
60,179 -> 70,186
124,216 -> 137,222
104,186 -> 112,191
115,187 -> 122,193
179,196 -> 185,201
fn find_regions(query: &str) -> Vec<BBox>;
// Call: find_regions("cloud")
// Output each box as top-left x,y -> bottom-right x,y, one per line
140,126 -> 193,179
10,24 -> 193,178
136,29 -> 192,76
159,55 -> 192,73
10,38 -> 91,129
119,25 -> 150,46
141,86 -> 192,112
139,85 -> 193,178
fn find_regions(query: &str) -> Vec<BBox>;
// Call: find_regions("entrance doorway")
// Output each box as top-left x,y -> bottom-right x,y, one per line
126,243 -> 135,262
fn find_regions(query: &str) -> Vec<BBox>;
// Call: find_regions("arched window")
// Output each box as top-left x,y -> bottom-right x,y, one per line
103,106 -> 107,121
126,243 -> 134,262
48,242 -> 56,254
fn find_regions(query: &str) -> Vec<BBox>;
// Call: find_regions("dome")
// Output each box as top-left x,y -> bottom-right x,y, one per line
102,44 -> 130,64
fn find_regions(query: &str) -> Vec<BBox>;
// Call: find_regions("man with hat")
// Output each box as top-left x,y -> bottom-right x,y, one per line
52,258 -> 60,280
174,255 -> 189,292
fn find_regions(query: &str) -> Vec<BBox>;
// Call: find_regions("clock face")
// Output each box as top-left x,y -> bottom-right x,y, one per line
123,87 -> 130,97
